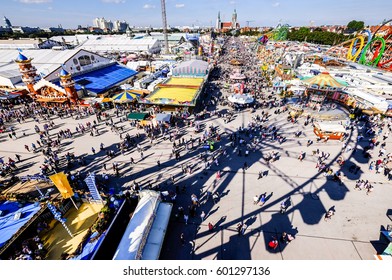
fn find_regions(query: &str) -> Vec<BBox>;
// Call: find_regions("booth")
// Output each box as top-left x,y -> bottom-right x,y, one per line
313,122 -> 346,140
152,113 -> 172,127
127,112 -> 151,126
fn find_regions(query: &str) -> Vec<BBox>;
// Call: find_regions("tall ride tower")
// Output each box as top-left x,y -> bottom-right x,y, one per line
15,52 -> 38,95
59,67 -> 78,104
160,0 -> 169,54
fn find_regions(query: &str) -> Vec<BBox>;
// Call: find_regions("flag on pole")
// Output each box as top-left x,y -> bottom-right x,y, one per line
49,172 -> 74,199
47,202 -> 73,237
84,172 -> 102,202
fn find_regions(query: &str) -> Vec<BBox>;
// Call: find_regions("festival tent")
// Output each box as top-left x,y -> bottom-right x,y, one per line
302,72 -> 347,89
111,91 -> 140,103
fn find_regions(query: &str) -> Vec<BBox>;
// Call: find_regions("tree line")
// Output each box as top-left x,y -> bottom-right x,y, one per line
286,27 -> 354,46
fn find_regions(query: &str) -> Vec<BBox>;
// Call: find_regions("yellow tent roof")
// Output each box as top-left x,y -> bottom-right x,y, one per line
302,72 -> 346,88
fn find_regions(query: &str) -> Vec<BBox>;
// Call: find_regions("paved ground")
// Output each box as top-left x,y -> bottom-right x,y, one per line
1,98 -> 391,259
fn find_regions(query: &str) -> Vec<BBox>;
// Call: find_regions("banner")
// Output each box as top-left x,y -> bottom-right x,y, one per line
84,172 -> 102,202
47,202 -> 66,223
49,172 -> 74,199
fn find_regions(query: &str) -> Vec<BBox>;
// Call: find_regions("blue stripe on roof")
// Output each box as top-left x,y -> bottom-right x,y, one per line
70,64 -> 137,94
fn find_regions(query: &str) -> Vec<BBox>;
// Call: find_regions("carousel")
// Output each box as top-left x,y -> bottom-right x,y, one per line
301,72 -> 347,111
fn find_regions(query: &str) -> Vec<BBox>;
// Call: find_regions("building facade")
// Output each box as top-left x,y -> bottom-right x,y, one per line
215,10 -> 240,31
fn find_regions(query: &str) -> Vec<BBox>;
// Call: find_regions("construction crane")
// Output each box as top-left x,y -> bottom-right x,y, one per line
160,0 -> 169,54
246,20 -> 255,27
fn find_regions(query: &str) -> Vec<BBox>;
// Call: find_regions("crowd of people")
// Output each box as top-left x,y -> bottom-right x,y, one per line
1,35 -> 391,259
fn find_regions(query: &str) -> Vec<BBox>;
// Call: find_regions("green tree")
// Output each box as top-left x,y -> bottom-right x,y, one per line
347,20 -> 364,32
287,28 -> 350,46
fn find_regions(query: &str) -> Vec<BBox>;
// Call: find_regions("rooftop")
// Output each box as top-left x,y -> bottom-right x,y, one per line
60,63 -> 138,94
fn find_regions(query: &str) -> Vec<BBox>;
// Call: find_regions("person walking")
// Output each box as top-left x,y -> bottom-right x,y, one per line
324,209 -> 335,221
236,223 -> 243,236
259,193 -> 267,206
208,222 -> 214,232
200,211 -> 206,222
241,224 -> 247,235
298,151 -> 304,162
91,147 -> 95,154
130,157 -> 135,164
15,154 -> 21,162
253,195 -> 259,205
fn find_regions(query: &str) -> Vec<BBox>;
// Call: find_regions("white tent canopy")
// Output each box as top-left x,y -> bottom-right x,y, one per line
345,88 -> 389,113
314,122 -> 346,133
228,94 -> 254,105
155,113 -> 172,123
112,190 -> 172,260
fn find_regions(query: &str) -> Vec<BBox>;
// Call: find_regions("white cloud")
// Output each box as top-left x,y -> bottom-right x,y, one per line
143,4 -> 156,9
47,6 -> 53,10
229,1 -> 236,4
175,3 -> 185,8
272,2 -> 280,7
101,0 -> 125,3
19,0 -> 52,3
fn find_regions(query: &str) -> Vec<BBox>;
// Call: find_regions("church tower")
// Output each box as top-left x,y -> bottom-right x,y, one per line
59,67 -> 78,104
15,52 -> 38,95
215,11 -> 221,30
232,9 -> 238,29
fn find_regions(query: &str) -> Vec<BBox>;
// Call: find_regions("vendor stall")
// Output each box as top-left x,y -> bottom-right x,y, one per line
152,113 -> 172,127
155,113 -> 172,123
127,112 -> 151,126
313,122 -> 346,140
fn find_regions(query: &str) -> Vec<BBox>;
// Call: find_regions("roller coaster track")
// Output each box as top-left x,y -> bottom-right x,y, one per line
326,19 -> 392,71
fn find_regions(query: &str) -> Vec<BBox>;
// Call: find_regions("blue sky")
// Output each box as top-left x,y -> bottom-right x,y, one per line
2,0 -> 392,29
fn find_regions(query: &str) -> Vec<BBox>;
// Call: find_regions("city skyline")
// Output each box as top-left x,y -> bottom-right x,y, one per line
2,0 -> 392,29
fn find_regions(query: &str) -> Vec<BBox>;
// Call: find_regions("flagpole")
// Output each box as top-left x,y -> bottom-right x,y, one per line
70,196 -> 79,210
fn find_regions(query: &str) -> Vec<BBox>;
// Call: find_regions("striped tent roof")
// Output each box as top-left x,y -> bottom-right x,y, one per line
111,91 -> 140,103
302,72 -> 346,89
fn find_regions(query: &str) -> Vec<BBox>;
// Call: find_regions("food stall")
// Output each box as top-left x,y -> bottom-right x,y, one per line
152,113 -> 172,127
313,122 -> 346,141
